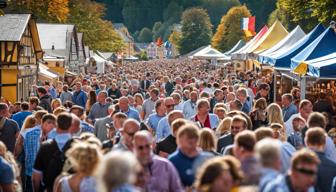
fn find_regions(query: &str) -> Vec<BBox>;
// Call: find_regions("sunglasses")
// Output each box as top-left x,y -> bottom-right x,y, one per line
165,104 -> 175,108
137,144 -> 151,151
231,126 -> 243,130
294,167 -> 317,176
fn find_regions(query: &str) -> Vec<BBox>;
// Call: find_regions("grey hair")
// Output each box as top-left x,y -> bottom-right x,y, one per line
99,151 -> 140,191
255,138 -> 282,167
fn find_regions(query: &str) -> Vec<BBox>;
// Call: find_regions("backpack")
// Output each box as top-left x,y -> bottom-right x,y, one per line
43,138 -> 78,192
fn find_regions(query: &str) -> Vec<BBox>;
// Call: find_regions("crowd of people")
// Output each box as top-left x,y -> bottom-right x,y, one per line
0,58 -> 336,192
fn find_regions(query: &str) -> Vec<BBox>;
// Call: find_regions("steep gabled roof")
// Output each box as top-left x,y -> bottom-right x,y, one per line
0,14 -> 31,41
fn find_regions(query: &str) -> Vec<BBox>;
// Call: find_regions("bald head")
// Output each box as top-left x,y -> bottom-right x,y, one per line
122,119 -> 140,133
70,114 -> 81,135
134,130 -> 153,143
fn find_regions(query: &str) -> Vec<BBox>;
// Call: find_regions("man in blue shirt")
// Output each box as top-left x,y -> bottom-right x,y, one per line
72,82 -> 87,108
0,155 -> 15,192
305,127 -> 336,192
156,97 -> 175,141
236,87 -> 251,114
87,91 -> 110,124
183,91 -> 198,119
119,96 -> 140,122
146,99 -> 166,133
12,102 -> 32,129
33,112 -> 73,192
264,149 -> 320,192
169,124 -> 213,187
282,94 -> 298,122
44,81 -> 58,99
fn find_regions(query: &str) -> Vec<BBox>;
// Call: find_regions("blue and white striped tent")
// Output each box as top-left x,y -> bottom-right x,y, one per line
291,27 -> 336,78
265,24 -> 325,70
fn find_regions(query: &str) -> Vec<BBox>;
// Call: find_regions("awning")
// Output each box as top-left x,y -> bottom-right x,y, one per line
190,45 -> 229,60
224,40 -> 246,56
258,26 -> 306,64
231,25 -> 269,60
39,64 -> 59,79
246,20 -> 288,55
65,70 -> 77,76
293,52 -> 336,78
291,27 -> 336,73
270,24 -> 325,69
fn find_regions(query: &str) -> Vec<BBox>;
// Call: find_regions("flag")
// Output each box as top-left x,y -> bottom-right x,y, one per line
156,37 -> 163,46
241,16 -> 256,37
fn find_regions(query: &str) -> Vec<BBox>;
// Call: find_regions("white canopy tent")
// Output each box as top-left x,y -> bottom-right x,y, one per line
189,45 -> 229,66
92,53 -> 106,74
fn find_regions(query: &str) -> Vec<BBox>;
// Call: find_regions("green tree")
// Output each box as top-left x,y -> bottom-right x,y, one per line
163,0 -> 183,24
201,0 -> 241,30
179,8 -> 213,55
68,0 -> 124,52
212,5 -> 251,52
169,30 -> 182,50
138,27 -> 153,42
311,0 -> 336,25
96,0 -> 125,23
267,3 -> 293,30
270,0 -> 318,31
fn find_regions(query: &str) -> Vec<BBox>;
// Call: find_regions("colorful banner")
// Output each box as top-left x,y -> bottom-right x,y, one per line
241,16 -> 256,37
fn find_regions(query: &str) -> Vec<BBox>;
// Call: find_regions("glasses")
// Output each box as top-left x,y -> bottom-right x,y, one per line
137,144 -> 150,151
231,126 -> 243,130
294,167 -> 317,176
165,104 -> 175,108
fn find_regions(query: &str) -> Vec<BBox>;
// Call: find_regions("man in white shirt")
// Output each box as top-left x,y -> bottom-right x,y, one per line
285,100 -> 312,136
183,91 -> 198,119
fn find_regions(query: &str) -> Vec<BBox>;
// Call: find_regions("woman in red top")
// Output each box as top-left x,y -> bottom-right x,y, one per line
191,99 -> 220,129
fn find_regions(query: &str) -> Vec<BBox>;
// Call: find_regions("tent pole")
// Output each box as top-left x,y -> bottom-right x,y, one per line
300,76 -> 306,100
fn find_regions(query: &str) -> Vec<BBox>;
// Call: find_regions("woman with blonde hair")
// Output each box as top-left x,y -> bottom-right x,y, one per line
199,129 -> 220,156
216,117 -> 232,137
51,99 -> 62,112
14,115 -> 37,157
21,115 -> 37,131
53,107 -> 67,116
0,141 -> 21,191
266,103 -> 285,128
33,110 -> 48,125
54,142 -> 102,192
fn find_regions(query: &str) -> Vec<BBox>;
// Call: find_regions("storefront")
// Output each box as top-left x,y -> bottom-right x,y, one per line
0,14 -> 43,103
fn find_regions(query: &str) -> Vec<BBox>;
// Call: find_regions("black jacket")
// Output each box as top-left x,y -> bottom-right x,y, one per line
217,133 -> 234,153
39,94 -> 52,113
315,151 -> 336,192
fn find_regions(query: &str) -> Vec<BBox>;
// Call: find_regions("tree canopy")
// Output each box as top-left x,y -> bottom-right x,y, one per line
138,27 -> 153,43
179,8 -> 213,55
212,5 -> 251,52
7,0 -> 124,52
